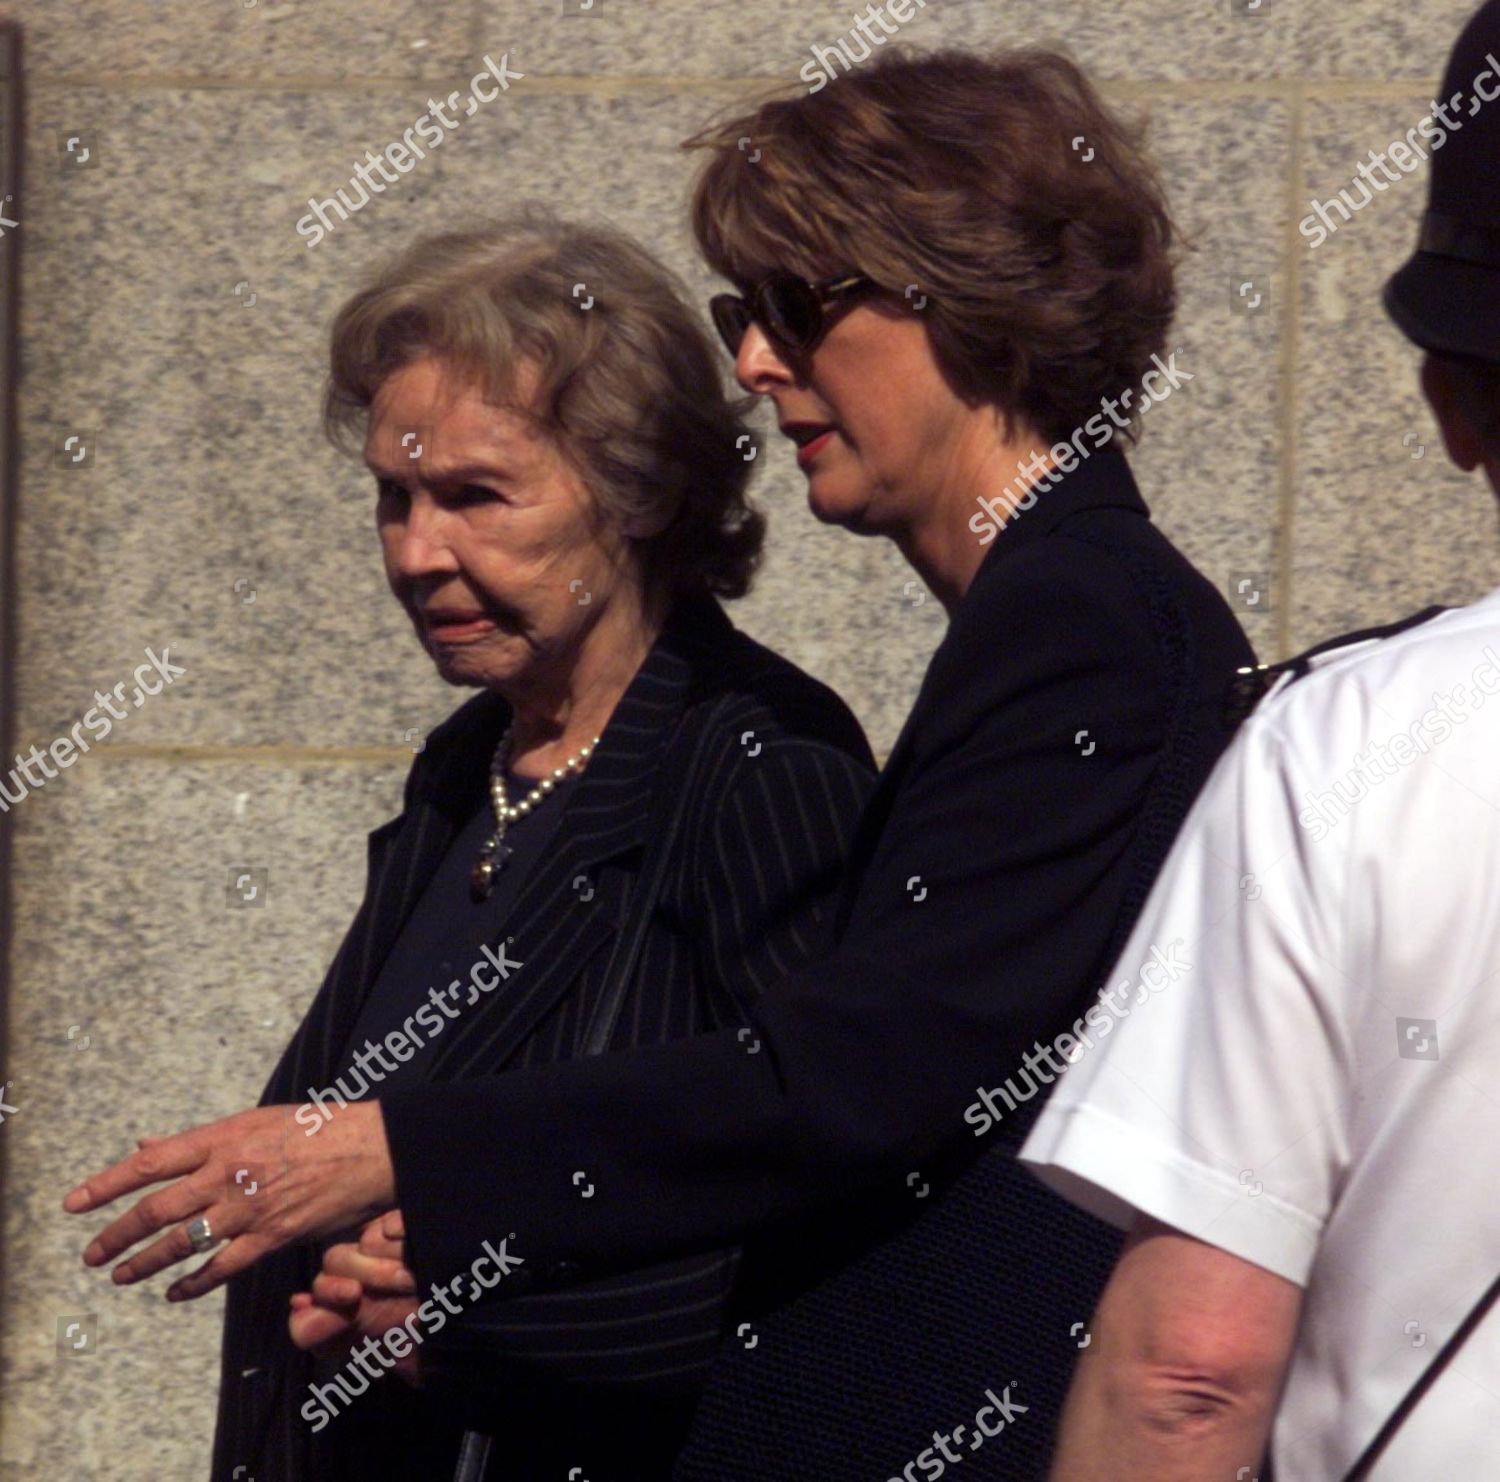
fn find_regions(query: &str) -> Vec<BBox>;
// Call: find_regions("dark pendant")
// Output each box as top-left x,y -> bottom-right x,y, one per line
470,858 -> 495,902
470,840 -> 513,903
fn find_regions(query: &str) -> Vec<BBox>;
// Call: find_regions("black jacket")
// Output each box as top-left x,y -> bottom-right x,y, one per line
375,449 -> 1256,1478
208,595 -> 876,1480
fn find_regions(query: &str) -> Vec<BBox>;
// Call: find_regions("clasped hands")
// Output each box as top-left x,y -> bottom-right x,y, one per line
289,1209 -> 425,1388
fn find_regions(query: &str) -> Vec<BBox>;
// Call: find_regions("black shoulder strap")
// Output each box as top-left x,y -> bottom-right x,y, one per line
1341,1267 -> 1500,1479
1223,605 -> 1453,731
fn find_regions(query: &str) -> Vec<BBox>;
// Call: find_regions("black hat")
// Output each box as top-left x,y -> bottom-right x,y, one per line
1383,0 -> 1500,364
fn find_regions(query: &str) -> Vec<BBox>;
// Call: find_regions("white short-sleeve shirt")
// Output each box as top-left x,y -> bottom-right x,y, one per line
1019,589 -> 1500,1480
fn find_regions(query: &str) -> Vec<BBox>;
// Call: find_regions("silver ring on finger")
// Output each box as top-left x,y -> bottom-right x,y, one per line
186,1214 -> 216,1255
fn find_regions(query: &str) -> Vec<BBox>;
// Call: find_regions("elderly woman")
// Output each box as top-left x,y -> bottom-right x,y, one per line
61,215 -> 876,1477
287,45 -> 1261,1480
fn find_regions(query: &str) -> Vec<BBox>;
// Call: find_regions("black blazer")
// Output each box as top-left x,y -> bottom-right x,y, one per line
373,449 -> 1256,1477
208,595 -> 876,1481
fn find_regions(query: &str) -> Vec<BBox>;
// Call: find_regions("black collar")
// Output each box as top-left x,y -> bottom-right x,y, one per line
970,445 -> 1151,590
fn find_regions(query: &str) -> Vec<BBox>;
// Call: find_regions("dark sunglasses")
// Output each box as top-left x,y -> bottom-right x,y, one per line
709,270 -> 877,357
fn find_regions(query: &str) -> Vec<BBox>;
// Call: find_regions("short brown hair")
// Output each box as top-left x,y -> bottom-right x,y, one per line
684,46 -> 1178,447
323,208 -> 765,600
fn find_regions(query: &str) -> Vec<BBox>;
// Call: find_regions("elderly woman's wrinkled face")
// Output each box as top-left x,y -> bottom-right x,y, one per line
365,356 -> 642,696
732,300 -> 981,536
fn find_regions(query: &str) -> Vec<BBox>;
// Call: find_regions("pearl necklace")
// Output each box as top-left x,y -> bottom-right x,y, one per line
470,727 -> 600,902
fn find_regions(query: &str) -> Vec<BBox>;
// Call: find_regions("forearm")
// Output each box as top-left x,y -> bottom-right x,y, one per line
382,841 -> 1158,1290
1048,1221 -> 1300,1481
378,954 -> 969,1292
1048,1347 -> 1277,1480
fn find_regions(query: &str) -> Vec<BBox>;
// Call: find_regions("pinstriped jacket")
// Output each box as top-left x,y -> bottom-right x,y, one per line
208,593 -> 876,1481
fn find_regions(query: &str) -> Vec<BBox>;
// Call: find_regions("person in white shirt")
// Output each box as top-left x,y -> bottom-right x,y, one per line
1018,2 -> 1500,1477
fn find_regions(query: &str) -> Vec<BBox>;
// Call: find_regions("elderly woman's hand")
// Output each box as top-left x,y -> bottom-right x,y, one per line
62,1101 -> 396,1301
289,1210 -> 423,1386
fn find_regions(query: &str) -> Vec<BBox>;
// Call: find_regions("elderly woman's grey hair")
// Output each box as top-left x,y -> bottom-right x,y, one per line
324,206 -> 766,599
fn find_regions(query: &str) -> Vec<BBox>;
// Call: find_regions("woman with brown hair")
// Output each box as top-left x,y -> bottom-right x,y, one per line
288,44 -> 1255,1479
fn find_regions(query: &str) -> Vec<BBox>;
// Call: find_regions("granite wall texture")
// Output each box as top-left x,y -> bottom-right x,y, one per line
0,0 -> 1492,1474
